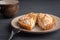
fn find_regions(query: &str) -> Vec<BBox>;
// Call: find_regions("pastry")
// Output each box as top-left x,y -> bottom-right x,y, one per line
18,12 -> 37,30
37,13 -> 55,30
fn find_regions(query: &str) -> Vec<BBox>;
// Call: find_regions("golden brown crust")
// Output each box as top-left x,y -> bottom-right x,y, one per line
37,13 -> 55,30
18,20 -> 32,30
18,12 -> 37,30
42,17 -> 55,30
27,12 -> 37,21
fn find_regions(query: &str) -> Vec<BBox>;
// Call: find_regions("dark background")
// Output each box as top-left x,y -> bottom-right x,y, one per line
0,0 -> 60,40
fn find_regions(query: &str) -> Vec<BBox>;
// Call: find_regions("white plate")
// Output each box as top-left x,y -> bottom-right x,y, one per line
11,14 -> 60,33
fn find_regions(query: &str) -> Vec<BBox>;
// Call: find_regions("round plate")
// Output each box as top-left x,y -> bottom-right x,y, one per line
11,14 -> 60,33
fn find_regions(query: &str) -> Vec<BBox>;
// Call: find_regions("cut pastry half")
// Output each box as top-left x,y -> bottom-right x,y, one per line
18,12 -> 37,30
37,13 -> 55,30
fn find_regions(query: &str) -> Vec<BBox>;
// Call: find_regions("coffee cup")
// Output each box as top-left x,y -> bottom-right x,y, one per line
0,0 -> 19,18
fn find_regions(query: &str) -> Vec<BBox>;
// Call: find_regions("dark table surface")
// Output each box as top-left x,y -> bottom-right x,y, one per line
0,0 -> 60,40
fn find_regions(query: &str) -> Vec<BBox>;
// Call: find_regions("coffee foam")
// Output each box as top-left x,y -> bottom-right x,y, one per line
0,0 -> 19,5
0,1 -> 6,4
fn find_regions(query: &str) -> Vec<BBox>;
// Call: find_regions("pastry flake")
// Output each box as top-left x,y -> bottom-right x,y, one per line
37,13 -> 55,30
18,12 -> 37,30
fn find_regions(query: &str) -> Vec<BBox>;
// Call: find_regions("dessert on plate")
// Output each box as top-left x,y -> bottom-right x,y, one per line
18,12 -> 55,30
18,12 -> 37,30
37,13 -> 55,30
